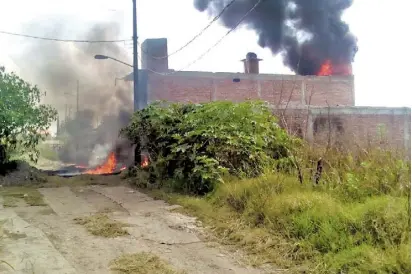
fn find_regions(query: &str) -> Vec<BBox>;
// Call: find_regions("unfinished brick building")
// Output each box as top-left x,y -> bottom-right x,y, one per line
126,38 -> 411,153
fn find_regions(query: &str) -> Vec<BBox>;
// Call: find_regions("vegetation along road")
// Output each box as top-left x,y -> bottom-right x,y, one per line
1,66 -> 410,273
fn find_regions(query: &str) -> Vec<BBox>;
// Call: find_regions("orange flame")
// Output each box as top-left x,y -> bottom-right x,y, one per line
317,60 -> 352,76
85,152 -> 117,175
141,155 -> 149,168
318,60 -> 333,76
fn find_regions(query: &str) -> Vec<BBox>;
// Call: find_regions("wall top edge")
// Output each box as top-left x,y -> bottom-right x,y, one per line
142,70 -> 354,82
271,105 -> 411,115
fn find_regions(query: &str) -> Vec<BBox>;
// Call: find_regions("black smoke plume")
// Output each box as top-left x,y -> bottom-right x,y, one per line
194,0 -> 358,75
11,15 -> 135,167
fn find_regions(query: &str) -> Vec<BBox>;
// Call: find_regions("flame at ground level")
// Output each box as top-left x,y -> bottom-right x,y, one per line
317,60 -> 352,76
141,154 -> 149,168
85,152 -> 117,175
81,151 -> 148,175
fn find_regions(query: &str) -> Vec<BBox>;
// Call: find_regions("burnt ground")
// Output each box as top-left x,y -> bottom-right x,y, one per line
0,178 -> 269,274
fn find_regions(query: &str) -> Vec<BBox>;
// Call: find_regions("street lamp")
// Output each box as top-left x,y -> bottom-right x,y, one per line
94,54 -> 108,60
94,54 -> 133,68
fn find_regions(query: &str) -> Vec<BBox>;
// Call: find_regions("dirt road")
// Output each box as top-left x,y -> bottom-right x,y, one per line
0,184 -> 266,274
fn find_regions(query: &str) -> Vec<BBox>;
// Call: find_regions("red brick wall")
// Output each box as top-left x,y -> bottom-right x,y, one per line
148,72 -> 355,107
143,72 -> 409,153
148,74 -> 213,103
259,78 -> 302,106
304,76 -> 355,106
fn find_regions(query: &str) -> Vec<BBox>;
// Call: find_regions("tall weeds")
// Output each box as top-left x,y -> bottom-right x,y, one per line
177,147 -> 411,273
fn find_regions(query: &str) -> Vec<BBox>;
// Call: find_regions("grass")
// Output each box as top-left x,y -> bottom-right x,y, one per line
74,213 -> 129,237
144,148 -> 411,274
110,252 -> 186,274
0,187 -> 47,207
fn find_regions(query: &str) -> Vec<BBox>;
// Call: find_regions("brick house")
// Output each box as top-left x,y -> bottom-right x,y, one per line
125,38 -> 411,154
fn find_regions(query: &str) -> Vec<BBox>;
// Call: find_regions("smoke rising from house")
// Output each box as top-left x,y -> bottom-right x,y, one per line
194,0 -> 358,75
12,17 -> 134,166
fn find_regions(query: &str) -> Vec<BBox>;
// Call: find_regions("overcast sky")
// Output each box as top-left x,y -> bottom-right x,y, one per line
0,0 -> 411,107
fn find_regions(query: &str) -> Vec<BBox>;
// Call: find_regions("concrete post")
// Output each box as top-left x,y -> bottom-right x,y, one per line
306,108 -> 314,143
301,77 -> 306,105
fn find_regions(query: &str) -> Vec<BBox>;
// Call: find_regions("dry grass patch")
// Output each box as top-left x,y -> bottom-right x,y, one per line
110,252 -> 186,274
0,187 -> 47,207
74,213 -> 129,237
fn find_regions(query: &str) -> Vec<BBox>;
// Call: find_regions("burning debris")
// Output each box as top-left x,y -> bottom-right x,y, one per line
11,15 -> 136,169
85,151 -> 122,175
53,148 -> 149,177
51,151 -> 127,177
194,0 -> 358,76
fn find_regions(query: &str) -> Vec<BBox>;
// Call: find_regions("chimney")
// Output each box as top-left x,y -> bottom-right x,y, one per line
141,38 -> 169,73
241,52 -> 262,74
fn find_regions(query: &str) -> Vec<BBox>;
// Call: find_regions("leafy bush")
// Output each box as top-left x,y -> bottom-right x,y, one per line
121,101 -> 295,194
0,67 -> 57,164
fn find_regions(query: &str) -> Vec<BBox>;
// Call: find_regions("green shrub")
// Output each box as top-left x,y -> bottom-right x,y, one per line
0,66 -> 57,164
121,101 -> 296,194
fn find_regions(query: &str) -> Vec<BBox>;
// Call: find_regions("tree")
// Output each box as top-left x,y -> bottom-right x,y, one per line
0,66 -> 57,163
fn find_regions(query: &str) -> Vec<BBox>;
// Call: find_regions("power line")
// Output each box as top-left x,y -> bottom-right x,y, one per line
144,0 -> 263,76
0,30 -> 131,43
1,0 -> 261,77
140,0 -> 236,60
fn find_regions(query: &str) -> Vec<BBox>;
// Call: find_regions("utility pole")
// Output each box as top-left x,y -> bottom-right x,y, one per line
132,0 -> 143,165
132,0 -> 139,111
